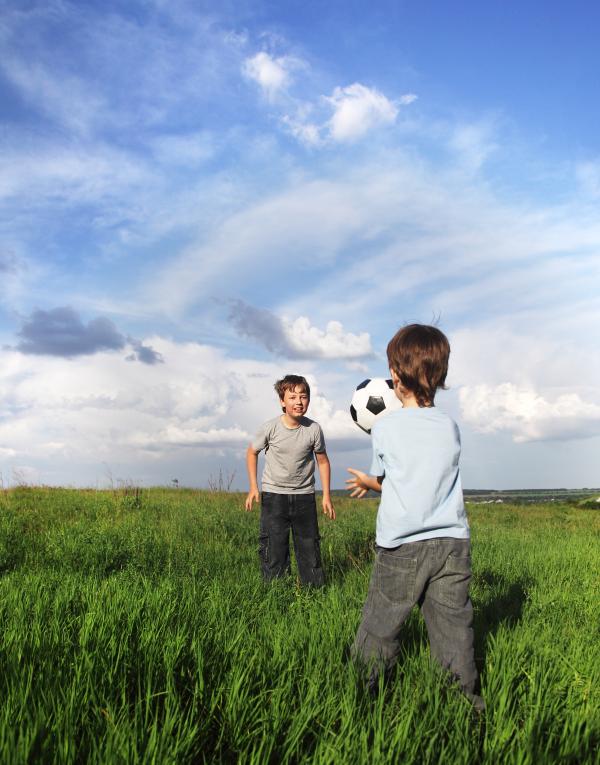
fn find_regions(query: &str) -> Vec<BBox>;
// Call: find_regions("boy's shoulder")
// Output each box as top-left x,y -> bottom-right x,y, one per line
372,407 -> 458,437
299,416 -> 321,429
256,415 -> 282,433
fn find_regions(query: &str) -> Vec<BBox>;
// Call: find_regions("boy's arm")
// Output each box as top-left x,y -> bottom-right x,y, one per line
345,468 -> 383,499
245,445 -> 260,511
315,451 -> 335,520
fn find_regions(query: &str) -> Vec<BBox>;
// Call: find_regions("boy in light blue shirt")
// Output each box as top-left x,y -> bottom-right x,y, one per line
346,324 -> 483,711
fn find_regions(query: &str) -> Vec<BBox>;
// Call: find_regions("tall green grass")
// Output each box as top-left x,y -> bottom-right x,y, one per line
0,487 -> 598,763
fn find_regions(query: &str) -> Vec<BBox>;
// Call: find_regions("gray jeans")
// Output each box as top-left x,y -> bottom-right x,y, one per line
352,537 -> 479,694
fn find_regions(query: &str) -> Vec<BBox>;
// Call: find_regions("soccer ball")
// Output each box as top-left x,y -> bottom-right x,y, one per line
350,378 -> 402,434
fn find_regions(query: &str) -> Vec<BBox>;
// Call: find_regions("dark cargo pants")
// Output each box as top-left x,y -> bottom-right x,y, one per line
352,537 -> 479,696
259,492 -> 324,587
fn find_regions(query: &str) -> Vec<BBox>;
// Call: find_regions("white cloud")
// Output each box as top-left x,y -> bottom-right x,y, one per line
459,383 -> 600,443
281,83 -> 403,145
145,148 -> 600,344
242,52 -> 299,99
0,340 -> 248,466
130,426 -> 250,450
0,337 -> 361,484
228,301 -> 373,359
326,83 -> 398,142
283,317 -> 372,359
307,391 -> 361,443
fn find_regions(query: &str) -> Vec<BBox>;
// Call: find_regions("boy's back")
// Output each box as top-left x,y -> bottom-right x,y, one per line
371,407 -> 469,548
347,323 -> 484,711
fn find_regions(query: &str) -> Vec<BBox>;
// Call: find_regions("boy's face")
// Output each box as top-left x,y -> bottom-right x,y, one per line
280,385 -> 309,418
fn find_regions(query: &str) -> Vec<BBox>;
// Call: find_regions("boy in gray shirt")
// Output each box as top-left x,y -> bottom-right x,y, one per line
245,374 -> 335,586
346,324 -> 483,711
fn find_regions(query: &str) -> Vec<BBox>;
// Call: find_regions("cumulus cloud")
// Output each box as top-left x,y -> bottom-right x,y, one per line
459,383 -> 600,443
0,339 -> 250,467
326,83 -> 399,142
242,52 -> 299,99
0,337 -> 361,485
228,300 -> 373,359
13,307 -> 163,364
281,83 -> 411,146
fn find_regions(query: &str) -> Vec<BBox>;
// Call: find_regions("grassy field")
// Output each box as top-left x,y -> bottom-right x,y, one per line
0,487 -> 598,764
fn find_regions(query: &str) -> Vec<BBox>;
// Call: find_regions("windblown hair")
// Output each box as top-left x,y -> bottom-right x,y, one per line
387,324 -> 450,407
274,375 -> 310,411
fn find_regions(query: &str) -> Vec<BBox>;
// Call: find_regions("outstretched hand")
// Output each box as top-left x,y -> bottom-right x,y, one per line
245,488 -> 260,511
345,468 -> 370,498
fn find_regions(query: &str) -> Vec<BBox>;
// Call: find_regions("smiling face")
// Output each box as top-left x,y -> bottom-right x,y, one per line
280,385 -> 310,420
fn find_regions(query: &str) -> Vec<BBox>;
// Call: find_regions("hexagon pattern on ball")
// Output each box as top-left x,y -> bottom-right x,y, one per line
350,378 -> 402,434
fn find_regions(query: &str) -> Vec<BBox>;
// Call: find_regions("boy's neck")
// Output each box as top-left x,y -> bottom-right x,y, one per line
281,412 -> 302,428
398,390 -> 433,408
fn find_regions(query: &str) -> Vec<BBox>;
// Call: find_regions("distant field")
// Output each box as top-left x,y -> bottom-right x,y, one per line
1,488 -> 598,764
463,488 -> 600,504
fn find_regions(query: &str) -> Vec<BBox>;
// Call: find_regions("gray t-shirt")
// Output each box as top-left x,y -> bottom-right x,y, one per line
251,416 -> 326,494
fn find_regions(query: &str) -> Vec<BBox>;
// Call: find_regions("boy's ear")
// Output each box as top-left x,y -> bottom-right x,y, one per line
390,368 -> 400,385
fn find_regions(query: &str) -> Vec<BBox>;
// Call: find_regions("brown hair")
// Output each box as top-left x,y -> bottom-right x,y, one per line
386,324 -> 450,407
274,375 -> 310,411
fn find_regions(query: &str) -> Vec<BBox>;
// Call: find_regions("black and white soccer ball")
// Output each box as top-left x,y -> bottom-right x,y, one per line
350,378 -> 402,434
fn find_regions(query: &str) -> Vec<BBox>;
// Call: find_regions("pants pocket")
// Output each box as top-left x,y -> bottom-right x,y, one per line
436,553 -> 472,608
375,551 -> 417,605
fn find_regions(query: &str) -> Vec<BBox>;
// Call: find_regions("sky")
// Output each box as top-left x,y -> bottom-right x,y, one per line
1,0 -> 599,490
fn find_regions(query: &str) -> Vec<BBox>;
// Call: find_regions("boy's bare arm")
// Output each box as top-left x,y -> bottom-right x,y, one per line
245,446 -> 260,511
345,468 -> 383,499
315,451 -> 335,520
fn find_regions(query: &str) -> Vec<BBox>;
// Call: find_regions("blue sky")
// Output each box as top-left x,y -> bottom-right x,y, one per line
1,0 -> 599,489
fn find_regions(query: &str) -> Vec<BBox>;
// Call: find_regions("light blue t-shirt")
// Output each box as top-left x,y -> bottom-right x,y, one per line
370,407 -> 469,548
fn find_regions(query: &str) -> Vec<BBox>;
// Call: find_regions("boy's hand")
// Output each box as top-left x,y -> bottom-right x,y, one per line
322,496 -> 336,520
345,468 -> 370,498
245,488 -> 260,511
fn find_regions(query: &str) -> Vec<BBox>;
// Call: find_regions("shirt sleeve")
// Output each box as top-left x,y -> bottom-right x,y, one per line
251,421 -> 270,453
370,432 -> 385,477
313,424 -> 326,453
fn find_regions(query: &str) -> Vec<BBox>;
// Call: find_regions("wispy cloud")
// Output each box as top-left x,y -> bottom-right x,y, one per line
228,300 -> 373,359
